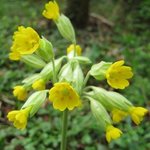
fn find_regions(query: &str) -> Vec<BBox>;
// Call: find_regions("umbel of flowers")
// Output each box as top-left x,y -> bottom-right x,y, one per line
7,0 -> 148,149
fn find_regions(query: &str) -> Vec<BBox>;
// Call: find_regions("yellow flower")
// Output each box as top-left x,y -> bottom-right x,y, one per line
49,82 -> 81,111
112,109 -> 128,123
10,26 -> 40,56
67,44 -> 82,56
42,1 -> 60,20
32,79 -> 46,91
129,107 -> 148,125
106,60 -> 133,89
106,125 -> 122,143
7,107 -> 31,130
13,86 -> 27,101
9,51 -> 21,61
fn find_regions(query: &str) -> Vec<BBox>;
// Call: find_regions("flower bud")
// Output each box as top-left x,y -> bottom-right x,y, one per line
37,37 -> 54,62
58,63 -> 73,82
73,56 -> 92,65
67,44 -> 82,58
22,90 -> 47,117
90,61 -> 112,80
21,54 -> 46,69
56,14 -> 76,43
72,63 -> 84,94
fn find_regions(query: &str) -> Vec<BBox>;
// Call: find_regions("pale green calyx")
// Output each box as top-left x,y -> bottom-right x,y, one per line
22,57 -> 64,88
38,37 -> 54,62
40,57 -> 64,78
89,87 -> 133,111
72,63 -> 84,94
73,56 -> 92,65
56,14 -> 76,43
90,98 -> 111,129
22,90 -> 48,117
59,63 -> 73,82
21,54 -> 46,69
22,74 -> 40,84
90,61 -> 112,80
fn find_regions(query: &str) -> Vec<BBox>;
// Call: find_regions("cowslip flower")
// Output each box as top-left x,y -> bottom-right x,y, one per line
7,107 -> 31,130
106,60 -> 133,89
129,107 -> 148,125
49,82 -> 81,111
9,51 -> 21,61
13,86 -> 27,101
67,44 -> 82,56
112,109 -> 128,123
106,125 -> 122,142
10,26 -> 40,60
42,1 -> 60,21
32,79 -> 46,91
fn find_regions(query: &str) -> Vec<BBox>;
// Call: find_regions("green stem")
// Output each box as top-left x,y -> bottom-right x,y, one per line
60,109 -> 68,150
52,58 -> 57,83
83,71 -> 90,88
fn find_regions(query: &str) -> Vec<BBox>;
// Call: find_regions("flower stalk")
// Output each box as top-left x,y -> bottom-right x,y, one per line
83,71 -> 90,88
52,57 -> 57,83
60,109 -> 68,150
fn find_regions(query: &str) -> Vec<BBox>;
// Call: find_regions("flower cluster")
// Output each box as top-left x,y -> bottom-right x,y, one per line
7,0 -> 148,144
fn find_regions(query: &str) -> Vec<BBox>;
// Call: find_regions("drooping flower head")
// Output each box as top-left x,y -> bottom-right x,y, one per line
10,26 -> 40,60
49,82 -> 81,111
106,60 -> 133,89
42,1 -> 60,21
106,125 -> 123,142
129,107 -> 148,125
7,107 -> 31,130
112,109 -> 128,123
13,85 -> 27,101
32,79 -> 46,91
67,44 -> 82,56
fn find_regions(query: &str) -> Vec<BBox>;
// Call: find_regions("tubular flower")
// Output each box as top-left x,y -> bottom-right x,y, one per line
112,109 -> 128,123
32,79 -> 46,91
13,86 -> 27,101
7,107 -> 31,130
106,125 -> 123,143
49,82 -> 81,111
42,1 -> 60,21
106,60 -> 133,89
129,107 -> 148,125
67,44 -> 82,56
10,26 -> 40,57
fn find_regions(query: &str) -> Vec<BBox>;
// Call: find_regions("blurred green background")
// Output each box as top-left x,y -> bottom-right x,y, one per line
0,0 -> 150,150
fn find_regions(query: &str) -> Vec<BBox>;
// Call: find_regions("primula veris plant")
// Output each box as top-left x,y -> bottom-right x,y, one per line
7,1 -> 148,149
